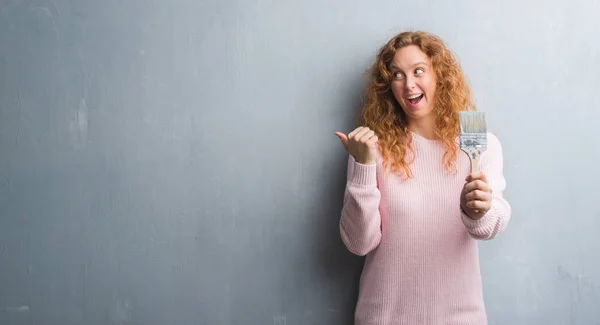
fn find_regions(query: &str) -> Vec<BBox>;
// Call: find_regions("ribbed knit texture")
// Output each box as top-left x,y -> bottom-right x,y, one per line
340,132 -> 511,325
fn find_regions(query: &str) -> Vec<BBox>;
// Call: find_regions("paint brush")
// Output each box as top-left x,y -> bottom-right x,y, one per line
459,111 -> 487,174
459,112 -> 488,214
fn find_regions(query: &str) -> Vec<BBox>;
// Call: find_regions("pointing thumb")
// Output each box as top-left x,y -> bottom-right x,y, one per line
334,132 -> 349,152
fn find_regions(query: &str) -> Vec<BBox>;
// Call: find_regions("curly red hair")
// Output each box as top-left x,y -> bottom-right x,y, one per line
360,30 -> 475,178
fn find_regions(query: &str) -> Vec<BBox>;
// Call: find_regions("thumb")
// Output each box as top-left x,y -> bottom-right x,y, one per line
334,132 -> 349,151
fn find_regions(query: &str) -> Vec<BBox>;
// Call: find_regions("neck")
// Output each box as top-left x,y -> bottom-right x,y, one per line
407,117 -> 436,140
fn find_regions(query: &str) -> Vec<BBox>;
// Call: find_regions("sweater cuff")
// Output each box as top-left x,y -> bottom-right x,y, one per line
349,162 -> 377,186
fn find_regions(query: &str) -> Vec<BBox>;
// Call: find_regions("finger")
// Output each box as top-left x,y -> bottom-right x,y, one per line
474,180 -> 491,193
359,130 -> 375,142
464,180 -> 491,193
367,135 -> 378,145
466,200 -> 491,211
471,210 -> 486,219
352,127 -> 371,140
334,132 -> 349,151
348,127 -> 363,140
465,190 -> 481,201
466,190 -> 492,202
463,181 -> 477,193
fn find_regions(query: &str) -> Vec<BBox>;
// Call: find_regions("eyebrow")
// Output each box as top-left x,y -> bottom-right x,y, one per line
390,62 -> 429,70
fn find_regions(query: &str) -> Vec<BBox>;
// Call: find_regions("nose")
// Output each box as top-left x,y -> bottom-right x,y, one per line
404,75 -> 416,90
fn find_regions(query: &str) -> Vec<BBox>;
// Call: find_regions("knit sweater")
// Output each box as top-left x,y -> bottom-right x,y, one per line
340,131 -> 511,325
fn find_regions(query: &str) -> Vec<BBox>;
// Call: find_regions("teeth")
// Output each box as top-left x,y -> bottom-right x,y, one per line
408,94 -> 422,99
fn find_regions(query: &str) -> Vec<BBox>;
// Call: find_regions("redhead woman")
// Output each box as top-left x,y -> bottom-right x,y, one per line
334,31 -> 512,324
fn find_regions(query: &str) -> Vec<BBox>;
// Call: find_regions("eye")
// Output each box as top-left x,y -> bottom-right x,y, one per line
392,71 -> 404,79
415,67 -> 425,75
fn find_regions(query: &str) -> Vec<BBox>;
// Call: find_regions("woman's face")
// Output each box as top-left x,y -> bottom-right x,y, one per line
389,45 -> 437,125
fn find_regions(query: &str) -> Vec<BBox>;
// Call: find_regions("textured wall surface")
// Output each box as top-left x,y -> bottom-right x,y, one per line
1,0 -> 599,324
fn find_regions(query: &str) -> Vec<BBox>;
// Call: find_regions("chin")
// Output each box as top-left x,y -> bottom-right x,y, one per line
404,109 -> 434,122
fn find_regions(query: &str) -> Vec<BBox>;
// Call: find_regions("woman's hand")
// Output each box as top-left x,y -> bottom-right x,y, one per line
334,127 -> 378,165
461,171 -> 493,220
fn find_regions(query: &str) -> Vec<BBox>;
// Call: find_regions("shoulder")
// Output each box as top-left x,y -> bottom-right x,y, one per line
487,132 -> 503,151
482,132 -> 505,165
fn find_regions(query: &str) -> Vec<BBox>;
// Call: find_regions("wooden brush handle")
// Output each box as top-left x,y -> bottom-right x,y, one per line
461,146 -> 484,214
469,156 -> 480,213
461,145 -> 482,174
470,157 -> 479,174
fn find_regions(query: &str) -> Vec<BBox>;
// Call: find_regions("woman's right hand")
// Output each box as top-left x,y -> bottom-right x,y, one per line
334,127 -> 378,165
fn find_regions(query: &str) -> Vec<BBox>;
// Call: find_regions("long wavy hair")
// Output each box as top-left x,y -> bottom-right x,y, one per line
360,30 -> 475,179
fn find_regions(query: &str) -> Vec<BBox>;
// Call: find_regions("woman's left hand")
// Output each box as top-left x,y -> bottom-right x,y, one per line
461,171 -> 493,220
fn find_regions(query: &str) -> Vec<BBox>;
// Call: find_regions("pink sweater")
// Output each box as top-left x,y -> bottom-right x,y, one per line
340,132 -> 511,325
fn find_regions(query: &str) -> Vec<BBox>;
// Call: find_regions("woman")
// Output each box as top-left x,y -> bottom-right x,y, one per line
334,31 -> 512,324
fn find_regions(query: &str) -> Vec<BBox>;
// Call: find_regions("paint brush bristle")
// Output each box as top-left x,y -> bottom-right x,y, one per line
459,112 -> 487,134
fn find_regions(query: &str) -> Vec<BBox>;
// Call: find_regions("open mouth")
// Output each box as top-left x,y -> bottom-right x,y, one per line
407,94 -> 424,105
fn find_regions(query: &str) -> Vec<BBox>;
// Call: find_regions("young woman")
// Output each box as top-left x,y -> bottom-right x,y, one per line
334,31 -> 512,324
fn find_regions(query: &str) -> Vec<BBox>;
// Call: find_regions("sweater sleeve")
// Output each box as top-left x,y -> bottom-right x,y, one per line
339,154 -> 382,256
461,133 -> 512,240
